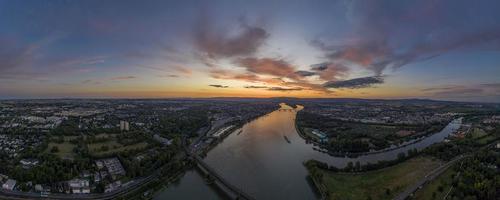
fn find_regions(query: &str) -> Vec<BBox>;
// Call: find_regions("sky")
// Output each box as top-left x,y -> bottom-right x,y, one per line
0,0 -> 499,102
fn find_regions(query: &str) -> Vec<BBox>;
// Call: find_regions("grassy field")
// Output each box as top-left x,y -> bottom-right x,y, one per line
89,141 -> 149,156
88,140 -> 122,151
313,157 -> 443,200
46,141 -> 76,159
46,134 -> 149,158
471,128 -> 487,139
412,166 -> 456,200
476,134 -> 498,145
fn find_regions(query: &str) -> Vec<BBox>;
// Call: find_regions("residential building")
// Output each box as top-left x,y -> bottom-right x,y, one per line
2,179 -> 16,190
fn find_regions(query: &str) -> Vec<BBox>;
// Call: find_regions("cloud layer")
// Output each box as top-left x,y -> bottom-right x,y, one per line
323,76 -> 384,89
195,16 -> 269,59
312,0 -> 500,76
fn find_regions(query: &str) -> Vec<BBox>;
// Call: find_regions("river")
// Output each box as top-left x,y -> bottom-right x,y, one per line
154,104 -> 462,200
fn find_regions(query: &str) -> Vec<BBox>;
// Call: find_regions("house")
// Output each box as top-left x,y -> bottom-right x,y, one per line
95,160 -> 104,169
2,179 -> 16,190
34,184 -> 43,192
104,181 -> 121,193
67,179 -> 90,194
312,129 -> 328,143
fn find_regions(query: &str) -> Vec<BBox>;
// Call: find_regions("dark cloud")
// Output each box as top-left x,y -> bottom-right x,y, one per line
433,88 -> 484,97
195,15 -> 269,59
267,87 -> 303,91
208,84 -> 229,88
323,76 -> 384,89
310,62 -> 329,71
313,0 -> 500,75
111,76 -> 136,80
81,79 -> 101,85
244,85 -> 268,89
158,74 -> 179,78
295,70 -> 316,77
309,62 -> 349,81
422,83 -> 500,97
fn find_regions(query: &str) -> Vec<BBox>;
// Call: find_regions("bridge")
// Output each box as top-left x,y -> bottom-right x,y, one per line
191,155 -> 256,200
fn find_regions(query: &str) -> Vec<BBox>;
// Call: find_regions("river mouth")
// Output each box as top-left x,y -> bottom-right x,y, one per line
155,104 -> 461,200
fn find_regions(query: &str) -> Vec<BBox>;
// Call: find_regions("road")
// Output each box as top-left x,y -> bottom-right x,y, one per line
394,141 -> 498,200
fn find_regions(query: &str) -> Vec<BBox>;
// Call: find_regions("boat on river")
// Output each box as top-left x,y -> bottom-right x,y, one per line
284,135 -> 291,143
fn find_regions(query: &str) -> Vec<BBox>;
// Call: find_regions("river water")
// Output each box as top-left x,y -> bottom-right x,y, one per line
154,104 -> 461,200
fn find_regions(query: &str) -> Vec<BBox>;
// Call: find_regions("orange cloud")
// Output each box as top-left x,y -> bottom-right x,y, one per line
235,57 -> 300,79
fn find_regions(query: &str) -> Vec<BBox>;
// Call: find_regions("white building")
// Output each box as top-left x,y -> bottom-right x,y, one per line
68,179 -> 90,194
119,121 -> 130,131
20,158 -> 39,169
2,179 -> 16,190
104,181 -> 122,193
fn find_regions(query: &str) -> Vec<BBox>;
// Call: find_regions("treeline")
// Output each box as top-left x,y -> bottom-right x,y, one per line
154,108 -> 209,137
305,148 -> 419,173
443,149 -> 499,200
10,154 -> 92,185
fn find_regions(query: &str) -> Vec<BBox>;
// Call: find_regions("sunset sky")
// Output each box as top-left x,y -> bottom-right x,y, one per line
1,0 -> 499,102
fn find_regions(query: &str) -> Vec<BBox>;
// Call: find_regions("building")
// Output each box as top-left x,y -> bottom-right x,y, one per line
20,158 -> 39,169
2,179 -> 16,190
97,157 -> 126,178
68,179 -> 90,194
104,181 -> 121,193
95,160 -> 104,169
119,121 -> 130,131
312,129 -> 328,143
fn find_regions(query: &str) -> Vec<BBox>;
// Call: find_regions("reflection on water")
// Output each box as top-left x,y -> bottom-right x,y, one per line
155,104 -> 461,200
153,170 -> 227,200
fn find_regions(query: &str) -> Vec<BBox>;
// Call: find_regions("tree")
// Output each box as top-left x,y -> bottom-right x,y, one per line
50,146 -> 59,153
100,145 -> 109,152
385,188 -> 391,196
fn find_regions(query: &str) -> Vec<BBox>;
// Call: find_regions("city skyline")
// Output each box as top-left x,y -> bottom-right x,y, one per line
1,0 -> 500,102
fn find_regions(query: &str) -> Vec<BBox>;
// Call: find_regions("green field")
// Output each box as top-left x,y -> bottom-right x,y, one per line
471,128 -> 487,139
311,157 -> 443,200
46,141 -> 76,159
89,141 -> 149,156
46,134 -> 149,158
412,166 -> 456,200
